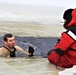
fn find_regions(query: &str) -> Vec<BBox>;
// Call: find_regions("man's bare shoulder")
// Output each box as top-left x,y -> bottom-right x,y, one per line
0,46 -> 5,50
0,47 -> 2,50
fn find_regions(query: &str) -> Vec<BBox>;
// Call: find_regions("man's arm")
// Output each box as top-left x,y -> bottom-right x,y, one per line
15,46 -> 29,55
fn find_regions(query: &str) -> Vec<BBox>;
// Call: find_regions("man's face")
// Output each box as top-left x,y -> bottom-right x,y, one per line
4,36 -> 15,49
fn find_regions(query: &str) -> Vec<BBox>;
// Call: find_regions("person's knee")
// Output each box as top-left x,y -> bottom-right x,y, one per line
47,49 -> 54,55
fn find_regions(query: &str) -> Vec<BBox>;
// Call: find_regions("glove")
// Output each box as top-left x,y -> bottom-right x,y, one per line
28,46 -> 34,56
55,48 -> 64,55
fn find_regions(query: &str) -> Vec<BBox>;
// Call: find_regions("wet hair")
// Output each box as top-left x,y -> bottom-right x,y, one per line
4,33 -> 13,41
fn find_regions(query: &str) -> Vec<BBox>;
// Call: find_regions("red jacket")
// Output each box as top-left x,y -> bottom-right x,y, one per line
47,31 -> 76,68
47,8 -> 76,68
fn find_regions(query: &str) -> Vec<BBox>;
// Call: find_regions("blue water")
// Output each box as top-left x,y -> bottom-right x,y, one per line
16,37 -> 59,57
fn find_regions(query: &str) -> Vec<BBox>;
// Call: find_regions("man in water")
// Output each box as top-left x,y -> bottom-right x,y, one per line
0,33 -> 34,57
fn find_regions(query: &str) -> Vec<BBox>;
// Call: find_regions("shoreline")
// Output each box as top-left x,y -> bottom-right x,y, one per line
0,21 -> 65,37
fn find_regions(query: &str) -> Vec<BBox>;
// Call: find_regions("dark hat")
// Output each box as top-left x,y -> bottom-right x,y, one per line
63,9 -> 73,20
63,9 -> 74,28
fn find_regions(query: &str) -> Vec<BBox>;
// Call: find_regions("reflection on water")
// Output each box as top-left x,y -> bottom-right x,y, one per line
0,57 -> 63,75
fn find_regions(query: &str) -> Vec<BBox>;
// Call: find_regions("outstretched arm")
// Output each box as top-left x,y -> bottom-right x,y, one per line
15,46 -> 29,55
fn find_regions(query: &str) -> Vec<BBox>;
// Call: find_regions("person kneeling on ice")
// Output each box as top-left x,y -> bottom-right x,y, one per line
47,8 -> 76,68
0,33 -> 34,57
